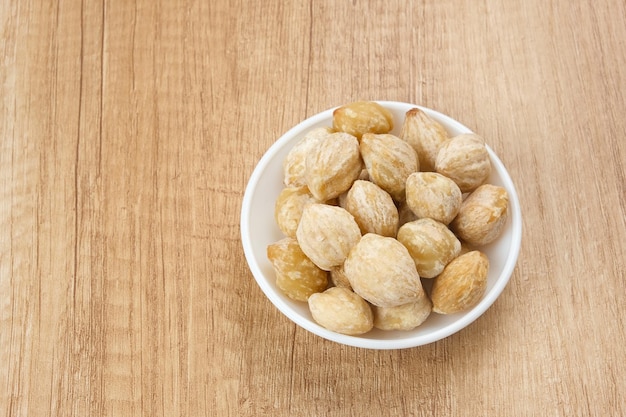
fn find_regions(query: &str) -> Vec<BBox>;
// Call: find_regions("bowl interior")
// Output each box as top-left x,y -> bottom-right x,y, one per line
241,101 -> 522,349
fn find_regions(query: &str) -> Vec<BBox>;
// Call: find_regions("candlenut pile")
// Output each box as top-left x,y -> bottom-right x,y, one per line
267,101 -> 509,336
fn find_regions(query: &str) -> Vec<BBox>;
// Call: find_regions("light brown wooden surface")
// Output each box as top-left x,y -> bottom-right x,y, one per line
1,0 -> 625,416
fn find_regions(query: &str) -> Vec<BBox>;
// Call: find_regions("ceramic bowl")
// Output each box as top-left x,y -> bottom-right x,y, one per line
240,101 -> 522,349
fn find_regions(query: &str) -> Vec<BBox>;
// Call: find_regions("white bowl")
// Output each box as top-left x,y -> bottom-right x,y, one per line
240,101 -> 522,349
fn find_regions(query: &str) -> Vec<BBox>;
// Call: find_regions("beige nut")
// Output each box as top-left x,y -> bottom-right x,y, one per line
431,251 -> 489,314
458,241 -> 477,256
435,133 -> 492,193
451,184 -> 509,246
337,169 -> 370,209
332,101 -> 393,140
360,133 -> 419,202
274,185 -> 320,238
397,201 -> 418,228
344,180 -> 399,237
330,264 -> 352,289
397,218 -> 461,279
283,127 -> 333,187
405,172 -> 462,225
267,237 -> 329,301
296,203 -> 361,271
308,287 -> 374,335
305,132 -> 363,201
400,107 -> 449,172
343,233 -> 424,308
373,295 -> 432,331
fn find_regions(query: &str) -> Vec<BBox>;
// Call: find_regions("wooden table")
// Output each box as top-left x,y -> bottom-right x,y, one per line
2,1 -> 625,415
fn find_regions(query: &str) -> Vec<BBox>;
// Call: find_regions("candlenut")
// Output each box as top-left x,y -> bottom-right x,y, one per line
266,101 -> 511,336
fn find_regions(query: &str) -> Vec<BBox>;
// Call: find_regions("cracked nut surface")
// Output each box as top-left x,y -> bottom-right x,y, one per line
405,172 -> 462,225
267,237 -> 329,301
431,250 -> 489,314
435,133 -> 491,193
308,287 -> 373,335
400,107 -> 448,172
451,184 -> 509,246
305,132 -> 363,201
360,133 -> 419,202
397,218 -> 461,279
332,101 -> 393,140
343,233 -> 424,308
296,203 -> 361,271
344,180 -> 399,237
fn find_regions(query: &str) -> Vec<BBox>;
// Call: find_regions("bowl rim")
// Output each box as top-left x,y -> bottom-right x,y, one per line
241,101 -> 522,349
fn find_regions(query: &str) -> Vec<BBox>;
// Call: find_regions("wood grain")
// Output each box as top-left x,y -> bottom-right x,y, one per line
1,0 -> 625,416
